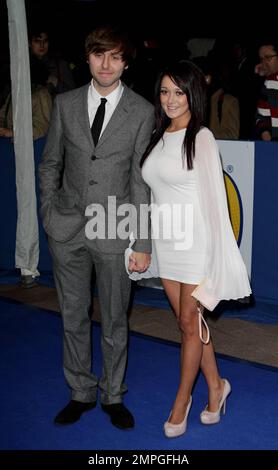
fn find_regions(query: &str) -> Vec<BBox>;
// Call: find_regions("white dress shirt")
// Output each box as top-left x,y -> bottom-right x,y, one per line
88,80 -> 124,138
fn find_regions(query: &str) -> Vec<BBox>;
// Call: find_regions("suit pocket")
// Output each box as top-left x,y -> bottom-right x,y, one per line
52,190 -> 79,213
42,190 -> 84,242
55,193 -> 76,209
44,203 -> 85,242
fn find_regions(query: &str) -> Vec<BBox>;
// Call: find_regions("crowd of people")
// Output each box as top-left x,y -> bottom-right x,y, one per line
1,29 -> 278,142
0,27 -> 75,140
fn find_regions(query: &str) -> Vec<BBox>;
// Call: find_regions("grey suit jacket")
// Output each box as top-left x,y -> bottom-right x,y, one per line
39,83 -> 154,253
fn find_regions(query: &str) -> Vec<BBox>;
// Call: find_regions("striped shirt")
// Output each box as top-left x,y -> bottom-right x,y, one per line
256,73 -> 278,140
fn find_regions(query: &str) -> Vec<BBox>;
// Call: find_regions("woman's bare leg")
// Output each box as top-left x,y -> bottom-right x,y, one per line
161,280 -> 200,423
199,312 -> 224,411
161,279 -> 224,421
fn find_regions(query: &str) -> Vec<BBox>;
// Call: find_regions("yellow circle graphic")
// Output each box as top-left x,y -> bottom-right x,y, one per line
224,172 -> 242,244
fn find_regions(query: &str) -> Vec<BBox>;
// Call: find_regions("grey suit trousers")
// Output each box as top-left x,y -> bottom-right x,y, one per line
48,229 -> 131,405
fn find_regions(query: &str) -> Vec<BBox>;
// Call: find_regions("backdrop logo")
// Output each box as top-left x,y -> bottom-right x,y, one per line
224,171 -> 243,246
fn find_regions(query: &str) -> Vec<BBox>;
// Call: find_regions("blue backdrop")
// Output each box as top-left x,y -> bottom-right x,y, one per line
251,141 -> 278,305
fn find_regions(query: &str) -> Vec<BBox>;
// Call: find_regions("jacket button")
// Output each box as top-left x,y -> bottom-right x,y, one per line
89,179 -> 97,185
91,155 -> 97,161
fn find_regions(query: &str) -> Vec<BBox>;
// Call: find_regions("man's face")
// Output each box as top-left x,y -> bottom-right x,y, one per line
88,49 -> 127,94
259,45 -> 278,76
30,33 -> 49,59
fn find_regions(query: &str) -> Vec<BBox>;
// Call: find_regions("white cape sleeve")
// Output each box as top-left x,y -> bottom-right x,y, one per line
191,128 -> 252,311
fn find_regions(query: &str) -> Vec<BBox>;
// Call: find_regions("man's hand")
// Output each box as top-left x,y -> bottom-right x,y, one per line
128,252 -> 151,273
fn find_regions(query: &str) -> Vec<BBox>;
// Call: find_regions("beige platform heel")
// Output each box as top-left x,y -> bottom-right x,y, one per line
200,379 -> 231,425
164,396 -> 192,438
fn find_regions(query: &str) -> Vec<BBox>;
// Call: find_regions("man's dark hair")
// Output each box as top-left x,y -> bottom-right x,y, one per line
258,38 -> 278,54
28,26 -> 50,43
85,25 -> 136,65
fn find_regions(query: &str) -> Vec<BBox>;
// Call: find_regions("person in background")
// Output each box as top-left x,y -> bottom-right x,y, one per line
39,25 -> 154,429
141,61 -> 251,438
186,37 -> 216,60
255,39 -> 278,141
131,35 -> 163,103
0,48 -> 10,109
230,40 -> 261,140
192,56 -> 214,127
0,60 -> 52,141
209,62 -> 240,140
29,28 -> 75,98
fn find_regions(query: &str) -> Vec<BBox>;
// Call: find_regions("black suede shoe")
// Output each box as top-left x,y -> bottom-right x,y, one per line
20,275 -> 38,288
101,403 -> 134,429
54,400 -> 97,425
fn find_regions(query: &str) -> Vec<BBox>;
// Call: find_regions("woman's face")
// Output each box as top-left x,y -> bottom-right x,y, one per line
160,75 -> 191,125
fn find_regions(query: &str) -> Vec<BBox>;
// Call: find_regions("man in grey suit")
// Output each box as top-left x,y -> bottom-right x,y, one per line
39,25 -> 154,429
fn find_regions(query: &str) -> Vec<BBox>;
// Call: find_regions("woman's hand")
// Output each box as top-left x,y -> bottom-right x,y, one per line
128,252 -> 151,273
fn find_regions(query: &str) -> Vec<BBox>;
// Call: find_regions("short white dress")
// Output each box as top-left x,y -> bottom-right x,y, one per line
142,129 -> 207,284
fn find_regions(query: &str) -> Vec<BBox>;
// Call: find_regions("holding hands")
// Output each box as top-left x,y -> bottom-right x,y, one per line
128,251 -> 151,273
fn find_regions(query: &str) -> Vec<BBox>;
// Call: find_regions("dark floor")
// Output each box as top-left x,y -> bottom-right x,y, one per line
0,283 -> 278,367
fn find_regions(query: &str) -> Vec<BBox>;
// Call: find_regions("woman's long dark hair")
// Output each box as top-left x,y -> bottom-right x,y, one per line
141,60 -> 207,169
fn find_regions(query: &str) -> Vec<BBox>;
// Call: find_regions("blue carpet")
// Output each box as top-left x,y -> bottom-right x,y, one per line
0,297 -> 277,450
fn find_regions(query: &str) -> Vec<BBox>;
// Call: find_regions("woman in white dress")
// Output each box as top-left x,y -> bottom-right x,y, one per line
141,61 -> 251,438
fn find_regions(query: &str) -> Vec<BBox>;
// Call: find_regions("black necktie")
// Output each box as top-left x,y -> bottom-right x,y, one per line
91,98 -> 107,146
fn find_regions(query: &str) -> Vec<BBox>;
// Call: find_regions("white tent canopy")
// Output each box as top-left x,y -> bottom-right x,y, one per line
7,0 -> 39,276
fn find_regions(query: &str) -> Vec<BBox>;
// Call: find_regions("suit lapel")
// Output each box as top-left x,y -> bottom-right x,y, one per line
72,84 -> 94,147
71,85 -> 134,149
97,86 -> 132,148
